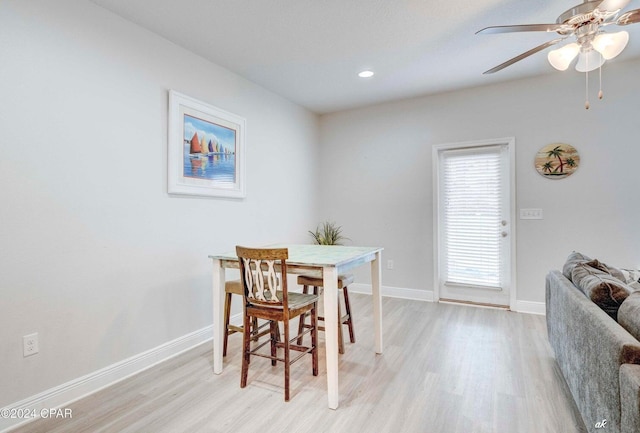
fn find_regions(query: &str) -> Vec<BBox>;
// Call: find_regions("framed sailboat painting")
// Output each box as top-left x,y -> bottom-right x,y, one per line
168,90 -> 246,198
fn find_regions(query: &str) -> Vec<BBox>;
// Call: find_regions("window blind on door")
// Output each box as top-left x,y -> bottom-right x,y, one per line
441,146 -> 503,288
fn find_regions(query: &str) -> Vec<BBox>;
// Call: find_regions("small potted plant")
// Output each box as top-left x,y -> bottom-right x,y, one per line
309,221 -> 348,245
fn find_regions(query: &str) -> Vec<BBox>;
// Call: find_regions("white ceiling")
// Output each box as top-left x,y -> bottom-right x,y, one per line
89,0 -> 640,114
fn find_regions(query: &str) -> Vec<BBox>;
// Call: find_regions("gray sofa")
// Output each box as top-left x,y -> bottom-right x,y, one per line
546,267 -> 640,433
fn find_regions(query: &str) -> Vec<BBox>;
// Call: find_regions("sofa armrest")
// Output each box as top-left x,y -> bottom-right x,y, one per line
620,364 -> 640,433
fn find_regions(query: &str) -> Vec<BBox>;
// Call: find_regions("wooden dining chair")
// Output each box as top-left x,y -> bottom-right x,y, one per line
296,274 -> 355,354
223,280 -> 272,357
236,246 -> 319,401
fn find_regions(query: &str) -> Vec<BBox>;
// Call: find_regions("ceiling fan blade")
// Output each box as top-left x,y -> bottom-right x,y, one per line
483,38 -> 564,74
617,8 -> 640,25
476,24 -> 568,35
597,0 -> 631,13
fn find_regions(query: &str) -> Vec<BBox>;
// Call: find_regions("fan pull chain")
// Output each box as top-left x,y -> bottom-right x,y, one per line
585,52 -> 604,109
584,50 -> 589,110
598,55 -> 604,100
585,65 -> 589,110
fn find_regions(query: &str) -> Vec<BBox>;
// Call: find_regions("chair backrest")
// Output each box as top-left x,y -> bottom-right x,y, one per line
236,246 -> 289,309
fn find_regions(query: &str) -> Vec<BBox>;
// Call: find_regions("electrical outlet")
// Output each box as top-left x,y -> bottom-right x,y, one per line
23,333 -> 39,357
387,259 -> 394,270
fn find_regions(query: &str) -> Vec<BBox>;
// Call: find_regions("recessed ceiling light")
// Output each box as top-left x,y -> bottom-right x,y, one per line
358,70 -> 374,78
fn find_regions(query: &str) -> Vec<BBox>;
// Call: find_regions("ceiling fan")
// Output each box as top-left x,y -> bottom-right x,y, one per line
477,0 -> 640,75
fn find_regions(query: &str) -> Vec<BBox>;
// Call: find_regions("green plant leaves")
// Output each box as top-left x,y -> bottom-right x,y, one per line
308,221 -> 348,245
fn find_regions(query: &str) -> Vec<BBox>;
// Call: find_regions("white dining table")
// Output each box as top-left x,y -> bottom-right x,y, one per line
209,244 -> 383,409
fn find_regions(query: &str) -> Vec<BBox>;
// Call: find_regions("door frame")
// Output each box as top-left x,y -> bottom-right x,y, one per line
432,137 -> 517,310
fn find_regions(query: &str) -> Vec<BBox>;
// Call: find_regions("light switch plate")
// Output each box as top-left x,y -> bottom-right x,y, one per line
520,208 -> 543,219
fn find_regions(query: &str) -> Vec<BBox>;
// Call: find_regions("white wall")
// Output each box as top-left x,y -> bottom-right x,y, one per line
0,0 -> 319,406
319,59 -> 640,306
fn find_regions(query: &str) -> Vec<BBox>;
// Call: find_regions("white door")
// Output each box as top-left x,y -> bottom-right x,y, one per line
433,138 -> 515,308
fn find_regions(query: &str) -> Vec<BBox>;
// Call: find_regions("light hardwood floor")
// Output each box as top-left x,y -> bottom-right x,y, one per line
12,294 -> 587,433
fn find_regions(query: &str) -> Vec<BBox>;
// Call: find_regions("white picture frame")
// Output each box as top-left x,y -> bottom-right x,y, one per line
168,90 -> 246,198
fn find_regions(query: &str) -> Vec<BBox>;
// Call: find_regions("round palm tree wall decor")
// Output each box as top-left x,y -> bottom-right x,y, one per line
535,143 -> 580,179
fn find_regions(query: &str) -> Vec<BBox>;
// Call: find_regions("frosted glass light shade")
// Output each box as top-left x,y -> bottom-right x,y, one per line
547,43 -> 580,70
593,31 -> 629,59
575,50 -> 605,72
597,0 -> 631,14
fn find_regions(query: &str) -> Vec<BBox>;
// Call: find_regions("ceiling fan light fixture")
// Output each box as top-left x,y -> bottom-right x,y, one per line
575,49 -> 605,72
592,30 -> 629,59
547,43 -> 580,70
476,0 -> 640,107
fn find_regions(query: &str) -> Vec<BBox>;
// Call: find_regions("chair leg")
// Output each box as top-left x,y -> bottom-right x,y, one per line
337,297 -> 345,355
311,304 -> 318,376
223,292 -> 233,357
240,312 -> 251,389
283,317 -> 291,402
274,321 -> 281,342
250,317 -> 260,341
270,321 -> 278,367
342,286 -> 356,343
296,285 -> 309,345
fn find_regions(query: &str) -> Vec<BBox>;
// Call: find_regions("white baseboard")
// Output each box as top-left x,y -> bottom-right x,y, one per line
349,283 -> 434,302
349,283 -> 545,315
0,326 -> 212,433
513,300 -> 546,315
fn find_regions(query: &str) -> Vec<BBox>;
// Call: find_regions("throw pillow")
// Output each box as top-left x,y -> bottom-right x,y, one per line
621,268 -> 640,285
571,262 -> 635,320
562,251 -> 592,280
583,259 -> 626,282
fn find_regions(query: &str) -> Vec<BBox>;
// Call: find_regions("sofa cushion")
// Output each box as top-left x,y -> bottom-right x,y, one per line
562,251 -> 591,280
571,262 -> 636,320
619,292 -> 640,342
